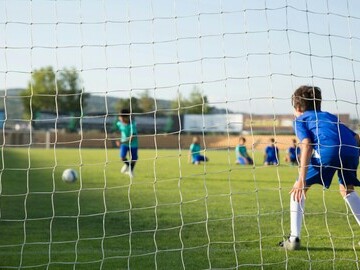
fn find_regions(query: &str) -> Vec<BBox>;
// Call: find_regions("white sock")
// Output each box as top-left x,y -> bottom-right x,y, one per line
290,196 -> 305,242
344,191 -> 360,225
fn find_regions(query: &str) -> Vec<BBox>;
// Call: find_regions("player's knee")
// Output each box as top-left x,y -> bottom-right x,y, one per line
339,185 -> 354,198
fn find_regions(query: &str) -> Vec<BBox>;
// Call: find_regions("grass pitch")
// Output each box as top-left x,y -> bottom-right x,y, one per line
1,147 -> 360,269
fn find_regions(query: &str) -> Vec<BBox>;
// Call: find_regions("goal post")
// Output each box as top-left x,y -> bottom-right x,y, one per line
1,0 -> 360,269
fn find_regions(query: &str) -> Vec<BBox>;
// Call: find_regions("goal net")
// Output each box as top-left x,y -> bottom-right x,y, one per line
1,0 -> 360,269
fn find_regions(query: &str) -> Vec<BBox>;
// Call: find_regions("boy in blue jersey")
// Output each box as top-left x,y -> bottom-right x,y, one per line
116,109 -> 138,178
189,136 -> 208,165
279,85 -> 360,250
235,136 -> 253,165
264,138 -> 279,165
285,138 -> 300,166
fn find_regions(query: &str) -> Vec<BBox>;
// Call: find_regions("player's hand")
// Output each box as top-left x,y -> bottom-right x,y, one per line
115,141 -> 120,147
290,180 -> 306,202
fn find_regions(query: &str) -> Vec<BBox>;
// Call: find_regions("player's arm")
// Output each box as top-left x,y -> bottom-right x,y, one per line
354,133 -> 360,147
276,147 -> 280,164
291,138 -> 312,202
242,148 -> 250,164
115,121 -> 121,147
188,145 -> 193,163
284,149 -> 289,162
238,150 -> 246,159
129,122 -> 138,143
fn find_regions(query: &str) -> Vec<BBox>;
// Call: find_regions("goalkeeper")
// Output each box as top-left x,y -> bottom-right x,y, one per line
116,109 -> 138,178
279,85 -> 360,250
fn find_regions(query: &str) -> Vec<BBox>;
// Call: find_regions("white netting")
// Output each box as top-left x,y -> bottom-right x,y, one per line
1,0 -> 360,269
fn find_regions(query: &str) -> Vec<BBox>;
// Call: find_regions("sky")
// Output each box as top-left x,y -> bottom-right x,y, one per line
1,0 -> 360,117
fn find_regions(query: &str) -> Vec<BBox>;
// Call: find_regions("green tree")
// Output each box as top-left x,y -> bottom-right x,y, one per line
56,68 -> 89,115
21,66 -> 56,119
138,90 -> 155,113
115,96 -> 142,114
171,87 -> 211,114
187,88 -> 211,114
21,66 -> 89,119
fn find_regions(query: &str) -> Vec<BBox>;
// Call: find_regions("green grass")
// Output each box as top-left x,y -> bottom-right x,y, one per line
1,148 -> 360,269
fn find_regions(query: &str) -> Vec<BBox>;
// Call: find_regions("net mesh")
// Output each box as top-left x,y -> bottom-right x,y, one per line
1,0 -> 360,269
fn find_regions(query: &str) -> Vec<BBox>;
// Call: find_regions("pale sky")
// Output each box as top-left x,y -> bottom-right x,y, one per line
1,0 -> 360,117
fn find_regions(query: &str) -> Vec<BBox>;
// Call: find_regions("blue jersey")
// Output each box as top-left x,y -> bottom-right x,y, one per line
288,146 -> 300,160
116,120 -> 138,147
265,145 -> 278,161
294,111 -> 358,164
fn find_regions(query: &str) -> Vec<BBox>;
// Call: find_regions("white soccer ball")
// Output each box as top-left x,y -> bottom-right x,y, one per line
62,169 -> 78,183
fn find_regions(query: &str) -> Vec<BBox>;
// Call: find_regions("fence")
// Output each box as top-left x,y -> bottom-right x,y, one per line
2,130 -> 297,151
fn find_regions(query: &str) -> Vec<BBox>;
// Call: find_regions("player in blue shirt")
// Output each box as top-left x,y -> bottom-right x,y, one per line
116,109 -> 138,178
264,138 -> 279,165
285,138 -> 300,166
279,85 -> 360,250
189,136 -> 208,165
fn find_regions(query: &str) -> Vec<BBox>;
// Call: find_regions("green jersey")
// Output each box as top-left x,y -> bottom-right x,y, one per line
190,143 -> 201,158
116,120 -> 138,147
235,145 -> 248,158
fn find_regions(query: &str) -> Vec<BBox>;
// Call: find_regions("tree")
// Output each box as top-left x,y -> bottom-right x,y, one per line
138,90 -> 155,113
21,66 -> 89,119
56,68 -> 89,115
115,91 -> 155,115
115,96 -> 142,114
21,66 -> 56,119
187,88 -> 211,114
171,87 -> 211,114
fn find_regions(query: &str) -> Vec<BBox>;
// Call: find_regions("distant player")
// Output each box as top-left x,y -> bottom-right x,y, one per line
116,109 -> 138,178
189,136 -> 208,165
235,136 -> 253,165
285,138 -> 300,166
264,138 -> 279,165
279,85 -> 360,251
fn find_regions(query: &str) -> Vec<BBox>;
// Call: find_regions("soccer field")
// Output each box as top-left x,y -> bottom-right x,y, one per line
1,148 -> 360,269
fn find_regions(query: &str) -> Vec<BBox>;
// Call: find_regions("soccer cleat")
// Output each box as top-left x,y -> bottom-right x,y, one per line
121,164 -> 129,174
279,237 -> 301,250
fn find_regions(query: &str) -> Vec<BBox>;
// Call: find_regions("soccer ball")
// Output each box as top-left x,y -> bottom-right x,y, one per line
62,169 -> 78,183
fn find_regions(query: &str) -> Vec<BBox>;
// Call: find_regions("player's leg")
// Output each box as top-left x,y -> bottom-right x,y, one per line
237,157 -> 246,165
120,144 -> 130,173
290,157 -> 298,166
193,155 -> 200,165
341,184 -> 360,226
129,147 -> 138,174
279,188 -> 307,250
197,155 -> 207,163
339,160 -> 360,225
285,186 -> 308,248
279,179 -> 309,250
280,164 -> 335,250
